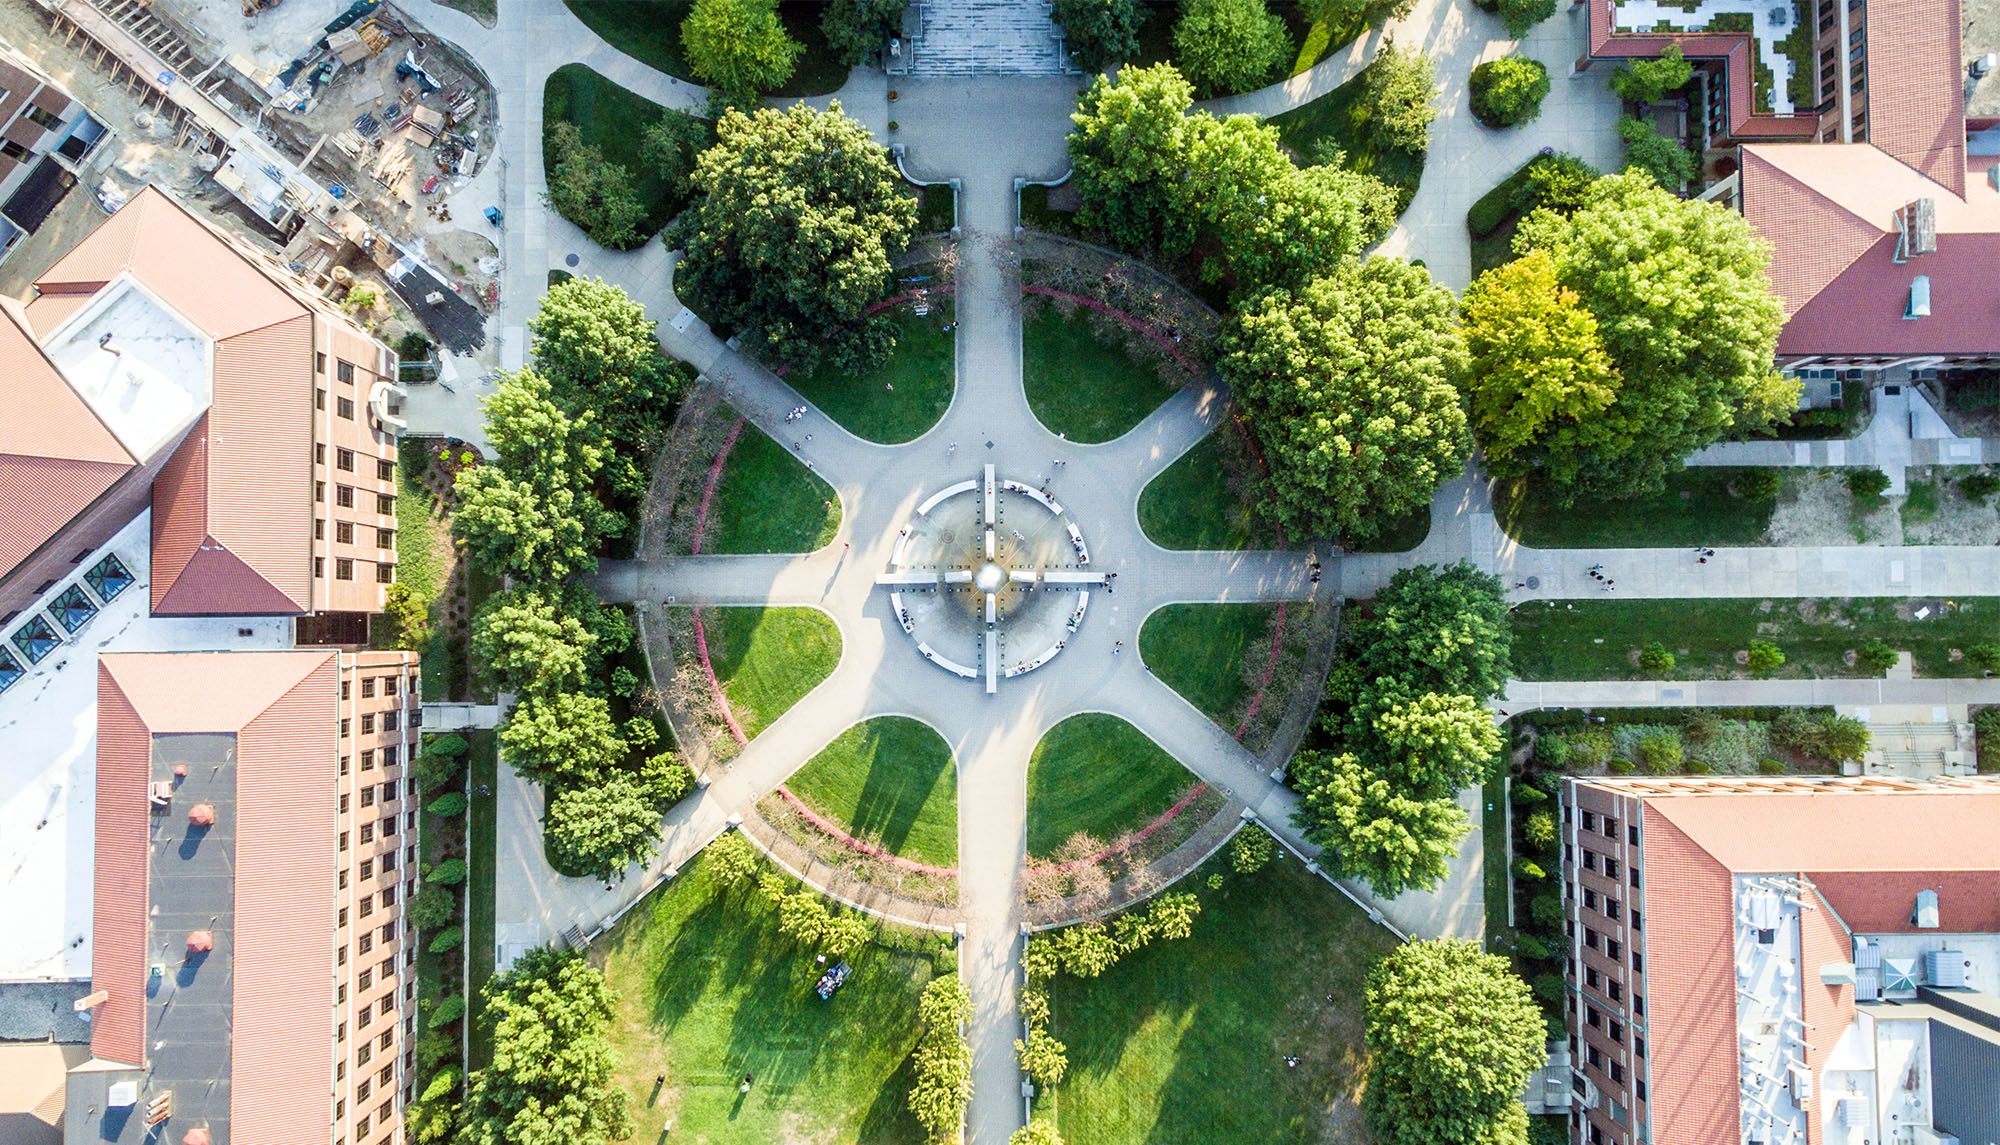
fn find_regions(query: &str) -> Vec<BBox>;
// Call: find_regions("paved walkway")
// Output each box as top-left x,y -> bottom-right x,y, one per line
1684,384 -> 1998,494
1505,677 -> 2000,711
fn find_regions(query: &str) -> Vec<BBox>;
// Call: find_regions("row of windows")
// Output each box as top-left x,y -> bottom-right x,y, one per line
315,483 -> 397,514
1575,809 -> 1637,845
317,353 -> 366,384
335,814 -> 408,852
337,848 -> 402,888
313,443 -> 396,481
317,520 -> 396,550
339,744 -> 405,776
338,711 -> 402,737
335,919 -> 402,967
337,783 -> 401,814
339,675 -> 404,701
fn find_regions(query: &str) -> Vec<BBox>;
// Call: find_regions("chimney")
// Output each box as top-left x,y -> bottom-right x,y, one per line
1893,199 -> 1937,262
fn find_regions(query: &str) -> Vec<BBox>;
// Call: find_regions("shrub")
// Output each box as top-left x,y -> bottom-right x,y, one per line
1053,0 -> 1143,71
609,665 -> 641,696
706,831 -> 761,884
1524,152 -> 1599,212
428,994 -> 466,1029
1529,891 -> 1562,928
543,120 -> 648,250
345,284 -> 381,311
908,976 -> 973,1144
1207,872 -> 1226,889
1959,472 -> 2000,503
1469,56 -> 1549,128
1856,639 -> 1899,675
1231,826 -> 1275,873
1608,758 -> 1636,774
1017,1027 -> 1070,1086
1532,731 -> 1568,770
1638,642 -> 1676,674
624,717 -> 660,751
1361,43 -> 1438,152
1523,809 -> 1558,853
1965,643 -> 2000,674
1530,972 -> 1564,1007
820,0 -> 908,66
1510,779 -> 1549,805
1685,759 -> 1714,774
427,792 -> 469,818
418,747 -> 468,794
1173,0 -> 1290,98
1495,0 -> 1555,35
1635,731 -> 1682,774
428,858 -> 468,886
1011,1120 -> 1065,1145
428,926 -> 464,954
1609,44 -> 1691,104
417,1029 -> 456,1072
1846,468 -> 1891,500
409,885 -> 456,930
384,583 -> 431,651
1617,115 -> 1697,189
1511,857 -> 1546,880
1976,708 -> 2000,771
428,733 -> 469,758
1735,469 -> 1782,499
1514,932 -> 1551,959
1746,640 -> 1786,676
1758,758 -> 1788,775
779,890 -> 832,946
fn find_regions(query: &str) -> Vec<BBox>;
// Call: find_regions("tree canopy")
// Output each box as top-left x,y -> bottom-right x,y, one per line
1616,114 -> 1698,189
1609,43 -> 1691,104
1511,171 -> 1793,500
681,0 -> 801,102
1344,562 -> 1513,704
453,371 -> 623,585
498,691 -> 629,786
1052,0 -> 1142,71
1219,258 -> 1469,543
1173,0 -> 1290,98
544,769 -> 669,881
821,0 -> 907,66
1460,248 -> 1618,475
1366,691 -> 1504,802
1359,43 -> 1437,153
462,948 -> 629,1145
1291,751 -> 1468,898
543,121 -> 648,250
1363,940 -> 1546,1145
471,590 -> 597,697
669,102 -> 916,374
1468,55 -> 1549,128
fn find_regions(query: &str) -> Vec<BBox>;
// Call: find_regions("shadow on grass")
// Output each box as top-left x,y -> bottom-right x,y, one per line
847,723 -> 953,860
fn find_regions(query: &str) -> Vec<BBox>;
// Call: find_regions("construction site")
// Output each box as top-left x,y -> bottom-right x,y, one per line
0,0 -> 499,364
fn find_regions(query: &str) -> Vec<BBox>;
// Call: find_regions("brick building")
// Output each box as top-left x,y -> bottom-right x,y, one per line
1559,774 -> 2000,1145
65,649 -> 419,1145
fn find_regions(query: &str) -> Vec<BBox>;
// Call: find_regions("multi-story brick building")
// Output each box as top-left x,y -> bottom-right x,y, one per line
1559,773 -> 2000,1145
66,649 -> 418,1145
0,34 -> 111,258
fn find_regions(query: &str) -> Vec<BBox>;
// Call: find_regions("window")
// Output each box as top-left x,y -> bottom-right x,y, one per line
1631,867 -> 1641,889
377,492 -> 396,514
341,718 -> 351,738
316,443 -> 326,465
316,518 -> 326,541
381,956 -> 395,978
356,1042 -> 371,1066
25,104 -> 63,130
1607,939 -> 1622,961
340,754 -> 350,776
385,675 -> 399,697
337,447 -> 355,472
359,897 -> 374,919
361,859 -> 374,880
1587,1046 -> 1604,1069
381,852 -> 396,873
1584,851 -> 1598,872
359,968 -> 373,990
1603,817 -> 1618,839
378,458 -> 395,481
336,521 -> 354,544
376,563 -> 395,584
315,480 -> 326,503
360,823 -> 374,844
1605,859 -> 1621,880
377,527 -> 395,550
338,907 -> 349,927
1609,980 -> 1622,1002
1634,994 -> 1644,1016
380,921 -> 396,942
383,745 -> 399,768
361,787 -> 375,808
1584,889 -> 1599,910
2,138 -> 32,160
361,713 -> 375,734
356,1079 -> 371,1102
338,360 -> 355,383
380,1064 -> 395,1086
339,830 -> 349,851
340,793 -> 351,813
316,388 -> 326,410
337,484 -> 355,508
1635,1036 -> 1645,1059
1587,1005 -> 1602,1029
339,945 -> 348,966
362,749 -> 375,770
1585,967 -> 1600,988
361,677 -> 376,699
1637,1080 -> 1646,1102
1628,824 -> 1638,845
1632,952 -> 1643,974
359,933 -> 373,955
1610,1061 -> 1625,1083
383,711 -> 399,732
380,816 -> 397,839
314,556 -> 325,578
1606,900 -> 1622,921
1631,909 -> 1642,931
381,885 -> 396,907
1585,927 -> 1600,950
317,352 -> 327,374
336,558 -> 354,581
1609,1021 -> 1624,1045
379,1029 -> 394,1050
339,870 -> 349,890
337,396 -> 355,420
1582,811 -> 1597,831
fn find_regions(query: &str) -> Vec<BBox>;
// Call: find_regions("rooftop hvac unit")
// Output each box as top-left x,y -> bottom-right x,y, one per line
1884,957 -> 1920,993
1909,1129 -> 1960,1145
1854,971 -> 1882,1001
1926,949 -> 1967,988
1836,1096 -> 1866,1127
1855,938 -> 1882,969
1789,1065 -> 1814,1109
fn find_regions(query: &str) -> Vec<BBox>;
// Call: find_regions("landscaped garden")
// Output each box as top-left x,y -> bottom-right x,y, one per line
789,305 -> 955,444
1023,298 -> 1183,443
560,0 -> 851,95
592,840 -> 953,1144
385,438 -> 496,703
783,716 -> 959,867
1267,48 -> 1429,212
1042,846 -> 1401,1145
705,422 -> 843,553
1026,714 -> 1202,859
1123,0 -> 1390,96
1493,466 -> 1780,548
543,64 -> 704,246
1138,426 -> 1280,551
690,605 -> 843,741
1510,597 -> 2000,680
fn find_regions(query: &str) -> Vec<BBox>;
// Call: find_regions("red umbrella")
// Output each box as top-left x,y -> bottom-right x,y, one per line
185,931 -> 213,954
188,804 -> 216,827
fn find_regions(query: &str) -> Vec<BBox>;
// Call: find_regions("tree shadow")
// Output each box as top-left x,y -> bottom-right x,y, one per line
845,719 -> 952,861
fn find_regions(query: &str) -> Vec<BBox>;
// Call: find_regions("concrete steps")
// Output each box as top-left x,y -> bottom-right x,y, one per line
903,0 -> 1070,77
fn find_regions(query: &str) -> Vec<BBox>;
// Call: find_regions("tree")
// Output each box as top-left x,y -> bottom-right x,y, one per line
669,102 -> 916,374
779,889 -> 833,945
453,371 -> 622,584
1610,44 -> 1691,105
640,751 -> 695,808
1847,468 -> 1891,500
1856,639 -> 1899,675
1292,752 -> 1468,897
1017,1027 -> 1070,1086
705,830 -> 761,884
1746,640 -> 1786,676
1616,116 -> 1698,189
1069,64 -> 1200,255
498,691 -> 628,785
470,590 -> 597,696
1345,562 -> 1514,704
1174,0 -> 1290,98
821,0 -> 907,66
821,912 -> 872,955
1495,0 -> 1555,37
1011,1120 -> 1065,1145
1513,172 -> 1793,500
428,858 -> 469,885
908,976 -> 972,1144
544,771 -> 664,880
543,121 -> 650,250
1196,127 -> 1399,290
1639,642 -> 1676,673
1363,940 -> 1545,1145
462,948 -> 630,1145
1053,924 -> 1120,977
1231,825 -> 1275,872
1360,43 -> 1437,153
1469,55 -> 1549,128
1460,249 -> 1618,476
640,109 -> 712,201
1220,259 -> 1470,544
681,0 -> 801,101
1366,691 -> 1505,800
409,885 -> 455,930
1053,0 -> 1143,70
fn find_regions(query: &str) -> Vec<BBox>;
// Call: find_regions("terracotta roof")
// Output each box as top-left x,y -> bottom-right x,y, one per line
1797,890 -> 1855,1145
1861,0 -> 1967,197
1637,808 -> 1740,1145
32,186 -> 323,615
1808,870 -> 2000,934
1644,788 -> 2000,874
0,297 -> 134,580
93,651 -> 339,1138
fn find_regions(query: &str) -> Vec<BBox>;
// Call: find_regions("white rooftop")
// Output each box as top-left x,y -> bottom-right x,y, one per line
42,274 -> 212,463
0,512 -> 289,981
1733,874 -> 1813,1145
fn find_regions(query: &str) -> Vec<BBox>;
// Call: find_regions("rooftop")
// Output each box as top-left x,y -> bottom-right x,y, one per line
40,275 -> 212,463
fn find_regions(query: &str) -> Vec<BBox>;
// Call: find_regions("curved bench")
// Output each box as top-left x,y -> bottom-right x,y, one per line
918,479 -> 980,517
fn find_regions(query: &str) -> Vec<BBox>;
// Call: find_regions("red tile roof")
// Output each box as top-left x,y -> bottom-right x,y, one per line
93,651 -> 339,1133
33,187 -> 318,615
1638,808 -> 1740,1145
1809,870 -> 2000,935
0,298 -> 134,581
1861,0 -> 1967,197
1644,788 -> 2000,873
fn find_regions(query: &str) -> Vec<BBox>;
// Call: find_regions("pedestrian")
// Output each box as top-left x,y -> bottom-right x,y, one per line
806,459 -> 816,469
805,433 -> 813,442
1698,556 -> 1708,565
843,541 -> 850,550
949,442 -> 958,456
740,1075 -> 753,1094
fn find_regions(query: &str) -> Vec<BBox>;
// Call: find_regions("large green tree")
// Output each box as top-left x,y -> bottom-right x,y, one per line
1460,248 -> 1618,475
1616,115 -> 1698,189
1053,0 -> 1143,70
1363,940 -> 1546,1145
1173,0 -> 1290,98
1291,751 -> 1468,898
462,948 -> 630,1145
544,770 -> 666,880
543,121 -> 648,250
681,0 -> 801,102
1219,258 -> 1470,543
1513,170 -> 1794,500
1366,691 -> 1504,801
821,0 -> 907,66
669,102 -> 917,374
1360,42 -> 1437,153
908,975 -> 973,1144
498,691 -> 628,786
1609,43 -> 1691,104
470,590 -> 597,697
1069,64 -> 1201,255
1343,562 -> 1513,704
529,278 -> 693,501
453,371 -> 622,585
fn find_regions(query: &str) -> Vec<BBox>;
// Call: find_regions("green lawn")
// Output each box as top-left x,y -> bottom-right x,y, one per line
435,0 -> 496,22
705,422 -> 842,553
1493,468 -> 1778,548
1510,597 -> 2000,680
700,606 -> 841,737
593,851 -> 940,1145
393,440 -> 454,701
1140,604 -> 1278,729
1138,430 -> 1281,550
465,730 -> 500,1070
785,716 -> 959,867
789,308 -> 955,444
914,183 -> 954,233
1048,849 -> 1400,1145
1023,303 -> 1177,444
1481,766 -> 1510,944
1026,714 -> 1198,858
560,0 -> 850,96
1267,56 -> 1426,212
543,64 -> 700,244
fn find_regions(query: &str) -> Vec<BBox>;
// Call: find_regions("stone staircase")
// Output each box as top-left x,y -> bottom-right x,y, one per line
898,0 -> 1071,77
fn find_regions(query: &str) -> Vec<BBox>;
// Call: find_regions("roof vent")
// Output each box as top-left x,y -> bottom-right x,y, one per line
1895,198 -> 1937,261
1913,887 -> 1941,927
1905,275 -> 1932,320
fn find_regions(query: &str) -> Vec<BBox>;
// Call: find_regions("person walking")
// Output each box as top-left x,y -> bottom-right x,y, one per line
949,441 -> 958,457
